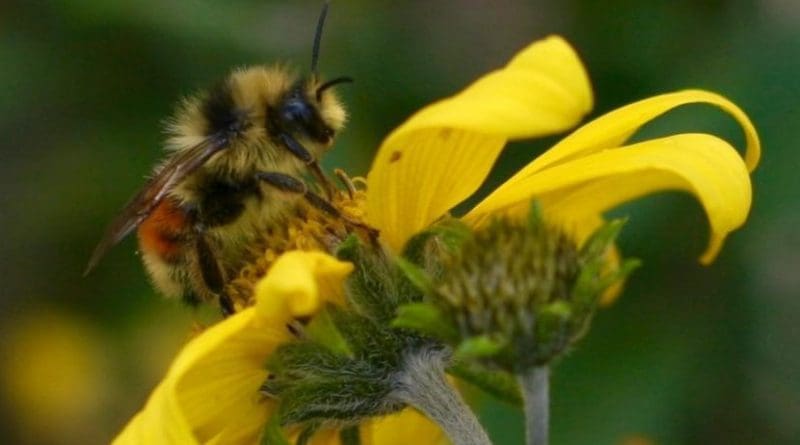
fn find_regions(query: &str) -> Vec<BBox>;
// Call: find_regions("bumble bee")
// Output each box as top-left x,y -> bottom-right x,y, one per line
85,3 -> 354,314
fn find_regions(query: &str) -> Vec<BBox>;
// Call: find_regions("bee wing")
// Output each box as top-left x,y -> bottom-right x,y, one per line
84,136 -> 229,275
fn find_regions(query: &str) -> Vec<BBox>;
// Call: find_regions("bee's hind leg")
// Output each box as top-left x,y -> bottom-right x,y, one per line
255,171 -> 378,239
193,227 -> 235,316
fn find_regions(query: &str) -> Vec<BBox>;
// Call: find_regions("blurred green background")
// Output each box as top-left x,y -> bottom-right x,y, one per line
1,0 -> 797,444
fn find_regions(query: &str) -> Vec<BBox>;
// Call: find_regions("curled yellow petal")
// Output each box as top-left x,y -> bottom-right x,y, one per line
504,90 -> 760,187
113,251 -> 353,445
255,250 -> 354,321
366,35 -> 593,251
468,133 -> 752,264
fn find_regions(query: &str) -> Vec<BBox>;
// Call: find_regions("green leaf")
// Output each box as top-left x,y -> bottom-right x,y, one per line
336,234 -> 398,321
296,425 -> 318,445
597,258 -> 642,292
428,218 -> 473,251
448,362 -> 522,406
534,301 -> 573,346
402,217 -> 472,264
526,199 -> 545,229
571,259 -> 605,308
261,415 -> 291,445
327,306 -> 395,355
579,217 -> 628,261
336,233 -> 362,261
392,302 -> 458,343
395,256 -> 435,294
453,335 -> 507,361
305,305 -> 352,357
340,426 -> 362,445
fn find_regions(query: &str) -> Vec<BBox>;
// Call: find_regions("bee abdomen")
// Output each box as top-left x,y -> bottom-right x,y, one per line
137,199 -> 191,262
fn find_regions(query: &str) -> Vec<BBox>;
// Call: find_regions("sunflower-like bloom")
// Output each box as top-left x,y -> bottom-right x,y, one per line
113,35 -> 759,444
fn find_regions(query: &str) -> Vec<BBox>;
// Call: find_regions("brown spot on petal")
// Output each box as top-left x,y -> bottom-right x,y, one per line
439,128 -> 453,140
389,151 -> 402,163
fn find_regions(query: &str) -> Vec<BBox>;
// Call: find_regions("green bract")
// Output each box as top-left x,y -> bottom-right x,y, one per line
395,207 -> 640,371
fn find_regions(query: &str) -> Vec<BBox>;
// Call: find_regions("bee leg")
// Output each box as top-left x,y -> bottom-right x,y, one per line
193,228 -> 235,316
334,168 -> 356,199
276,133 -> 334,199
256,172 -> 378,239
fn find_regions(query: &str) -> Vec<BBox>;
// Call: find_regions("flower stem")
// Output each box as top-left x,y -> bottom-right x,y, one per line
393,348 -> 493,445
518,366 -> 549,445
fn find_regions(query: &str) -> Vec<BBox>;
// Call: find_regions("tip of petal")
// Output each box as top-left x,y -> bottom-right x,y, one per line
366,35 -> 595,251
511,35 -> 594,114
699,233 -> 726,265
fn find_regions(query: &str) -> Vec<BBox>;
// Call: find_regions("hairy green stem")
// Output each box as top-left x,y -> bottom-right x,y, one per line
393,348 -> 493,445
518,366 -> 549,445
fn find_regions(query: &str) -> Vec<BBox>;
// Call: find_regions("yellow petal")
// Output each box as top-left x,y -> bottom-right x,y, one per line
255,250 -> 354,320
113,251 -> 353,445
366,35 -> 593,251
113,309 -> 270,445
467,133 -> 752,264
503,90 -> 760,186
307,428 -> 341,445
171,310 -> 278,444
113,384 -> 195,445
285,426 -> 342,445
361,408 -> 449,445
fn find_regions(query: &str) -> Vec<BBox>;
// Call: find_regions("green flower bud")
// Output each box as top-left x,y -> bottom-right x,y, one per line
425,211 -> 637,371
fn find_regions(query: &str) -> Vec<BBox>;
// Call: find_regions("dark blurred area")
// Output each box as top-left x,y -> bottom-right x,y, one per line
0,1 -> 797,444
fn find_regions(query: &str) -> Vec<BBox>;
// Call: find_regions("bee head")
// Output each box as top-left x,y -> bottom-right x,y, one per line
275,77 -> 350,146
273,2 -> 353,146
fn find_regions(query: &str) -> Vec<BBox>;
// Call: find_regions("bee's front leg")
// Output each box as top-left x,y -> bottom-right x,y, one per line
255,171 -> 378,239
276,132 -> 334,199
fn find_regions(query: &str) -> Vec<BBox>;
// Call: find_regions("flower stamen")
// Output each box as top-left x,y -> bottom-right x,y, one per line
226,175 -> 371,310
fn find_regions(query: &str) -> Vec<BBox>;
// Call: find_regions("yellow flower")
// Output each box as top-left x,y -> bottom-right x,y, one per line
113,251 -> 446,445
366,36 -> 759,292
114,34 -> 760,444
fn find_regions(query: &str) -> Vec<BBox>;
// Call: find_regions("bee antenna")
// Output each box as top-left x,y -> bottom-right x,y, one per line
310,1 -> 331,78
316,76 -> 353,101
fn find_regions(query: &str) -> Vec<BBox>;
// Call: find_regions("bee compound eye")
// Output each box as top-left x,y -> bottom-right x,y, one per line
278,98 -> 333,144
